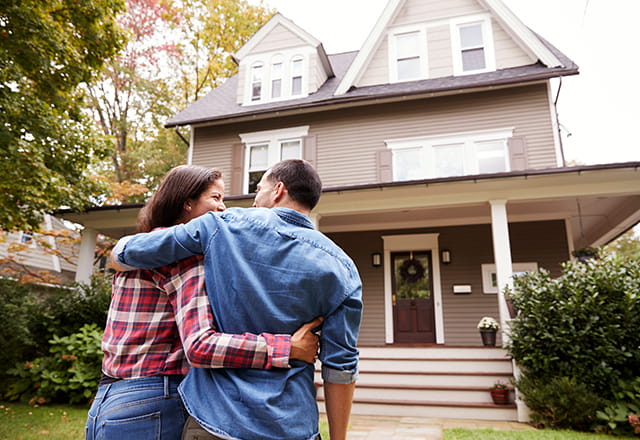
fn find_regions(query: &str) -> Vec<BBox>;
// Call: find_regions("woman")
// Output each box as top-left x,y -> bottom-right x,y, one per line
86,165 -> 320,440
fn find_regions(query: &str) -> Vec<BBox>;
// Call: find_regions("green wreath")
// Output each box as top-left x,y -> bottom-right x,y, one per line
399,258 -> 425,283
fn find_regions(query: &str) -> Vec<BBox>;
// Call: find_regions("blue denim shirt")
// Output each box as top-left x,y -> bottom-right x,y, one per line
116,207 -> 362,440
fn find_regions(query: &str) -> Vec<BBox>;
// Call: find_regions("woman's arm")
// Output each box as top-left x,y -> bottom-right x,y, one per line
163,257 -> 320,368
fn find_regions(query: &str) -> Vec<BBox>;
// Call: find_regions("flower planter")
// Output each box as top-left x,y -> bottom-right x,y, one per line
480,329 -> 496,347
490,388 -> 510,405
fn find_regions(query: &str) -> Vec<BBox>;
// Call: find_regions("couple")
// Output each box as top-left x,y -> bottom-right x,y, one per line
86,159 -> 363,440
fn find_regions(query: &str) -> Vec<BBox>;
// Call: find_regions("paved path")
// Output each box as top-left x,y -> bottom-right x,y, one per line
321,414 -> 534,440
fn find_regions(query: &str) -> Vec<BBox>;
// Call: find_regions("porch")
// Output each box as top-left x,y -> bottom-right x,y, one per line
316,346 -> 520,422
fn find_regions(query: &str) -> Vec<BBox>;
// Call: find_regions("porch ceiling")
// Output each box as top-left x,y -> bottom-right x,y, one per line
57,164 -> 640,247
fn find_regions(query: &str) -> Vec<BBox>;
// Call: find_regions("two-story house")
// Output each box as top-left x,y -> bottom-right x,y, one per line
62,0 -> 640,421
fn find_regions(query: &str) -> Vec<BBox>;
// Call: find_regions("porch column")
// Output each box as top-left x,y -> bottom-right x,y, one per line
309,213 -> 320,229
489,200 -> 513,343
75,227 -> 97,284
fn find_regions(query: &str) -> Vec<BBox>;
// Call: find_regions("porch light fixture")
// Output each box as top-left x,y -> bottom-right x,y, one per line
441,249 -> 451,264
371,252 -> 382,267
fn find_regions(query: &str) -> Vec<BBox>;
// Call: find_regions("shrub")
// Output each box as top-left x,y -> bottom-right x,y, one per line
6,324 -> 104,404
506,256 -> 640,429
596,378 -> 640,436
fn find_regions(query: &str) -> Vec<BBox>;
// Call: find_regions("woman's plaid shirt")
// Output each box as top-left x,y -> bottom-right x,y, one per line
101,255 -> 290,378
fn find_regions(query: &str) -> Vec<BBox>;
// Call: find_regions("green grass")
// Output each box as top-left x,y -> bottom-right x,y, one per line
0,401 -> 329,439
444,428 -> 636,439
0,402 -> 88,440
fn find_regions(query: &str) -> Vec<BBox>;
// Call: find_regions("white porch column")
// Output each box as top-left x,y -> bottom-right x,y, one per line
489,200 -> 513,342
309,213 -> 320,229
75,228 -> 98,284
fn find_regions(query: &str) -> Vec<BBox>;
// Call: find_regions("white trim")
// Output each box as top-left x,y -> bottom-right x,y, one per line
381,233 -> 444,345
480,0 -> 563,68
481,262 -> 538,294
489,200 -> 513,344
450,14 -> 496,76
565,217 -> 575,261
44,214 -> 61,273
335,0 -> 404,95
187,129 -> 194,165
387,25 -> 428,83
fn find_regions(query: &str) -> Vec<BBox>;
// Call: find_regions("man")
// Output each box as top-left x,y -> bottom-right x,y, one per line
113,159 -> 362,440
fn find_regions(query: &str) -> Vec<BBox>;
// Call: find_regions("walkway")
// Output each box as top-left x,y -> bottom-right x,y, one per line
321,414 -> 534,440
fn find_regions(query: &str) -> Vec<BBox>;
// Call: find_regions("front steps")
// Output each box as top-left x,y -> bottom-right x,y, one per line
316,346 -> 517,421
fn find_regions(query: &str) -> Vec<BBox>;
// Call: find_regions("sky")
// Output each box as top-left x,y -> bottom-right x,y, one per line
253,0 -> 640,166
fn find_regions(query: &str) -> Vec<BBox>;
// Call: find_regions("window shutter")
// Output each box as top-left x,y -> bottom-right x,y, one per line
302,135 -> 317,168
507,137 -> 528,171
230,142 -> 245,195
377,149 -> 393,182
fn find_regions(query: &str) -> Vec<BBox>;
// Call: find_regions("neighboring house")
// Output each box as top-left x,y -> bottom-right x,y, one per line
61,0 -> 640,421
0,214 -> 79,284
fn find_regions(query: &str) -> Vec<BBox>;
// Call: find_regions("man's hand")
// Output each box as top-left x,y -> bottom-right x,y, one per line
289,317 -> 323,363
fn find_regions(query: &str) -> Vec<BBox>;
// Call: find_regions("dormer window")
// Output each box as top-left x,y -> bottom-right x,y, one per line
451,15 -> 495,75
389,27 -> 427,83
271,61 -> 283,99
251,63 -> 263,101
291,57 -> 303,96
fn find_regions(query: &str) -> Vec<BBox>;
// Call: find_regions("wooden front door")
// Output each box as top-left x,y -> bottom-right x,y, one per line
392,251 -> 435,343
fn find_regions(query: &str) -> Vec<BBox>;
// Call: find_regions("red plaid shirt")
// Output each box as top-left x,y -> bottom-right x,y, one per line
102,255 -> 291,378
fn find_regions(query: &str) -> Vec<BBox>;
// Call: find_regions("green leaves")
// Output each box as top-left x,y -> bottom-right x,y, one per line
0,0 -> 125,231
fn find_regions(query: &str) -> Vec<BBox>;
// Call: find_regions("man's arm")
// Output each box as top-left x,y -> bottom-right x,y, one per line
324,382 -> 356,440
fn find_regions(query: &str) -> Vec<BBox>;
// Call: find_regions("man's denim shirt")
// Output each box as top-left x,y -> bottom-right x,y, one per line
116,207 -> 362,440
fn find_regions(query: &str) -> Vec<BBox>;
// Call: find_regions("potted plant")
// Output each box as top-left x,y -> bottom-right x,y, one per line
490,379 -> 512,405
571,246 -> 600,262
477,316 -> 499,347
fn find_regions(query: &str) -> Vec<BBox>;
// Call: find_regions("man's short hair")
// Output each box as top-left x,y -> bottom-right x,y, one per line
267,159 -> 322,210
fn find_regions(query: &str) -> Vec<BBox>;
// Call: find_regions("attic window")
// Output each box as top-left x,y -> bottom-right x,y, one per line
451,15 -> 495,75
291,57 -> 303,96
271,62 -> 283,98
251,63 -> 263,101
389,27 -> 427,83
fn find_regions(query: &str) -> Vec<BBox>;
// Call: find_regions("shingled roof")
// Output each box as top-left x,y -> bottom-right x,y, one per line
165,35 -> 577,129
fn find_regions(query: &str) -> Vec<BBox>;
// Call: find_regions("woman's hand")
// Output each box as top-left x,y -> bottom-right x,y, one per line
289,317 -> 323,363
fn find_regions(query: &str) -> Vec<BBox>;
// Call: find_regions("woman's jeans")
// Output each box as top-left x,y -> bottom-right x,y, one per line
86,375 -> 186,440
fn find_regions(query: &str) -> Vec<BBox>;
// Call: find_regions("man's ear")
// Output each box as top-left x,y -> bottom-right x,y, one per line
272,181 -> 287,203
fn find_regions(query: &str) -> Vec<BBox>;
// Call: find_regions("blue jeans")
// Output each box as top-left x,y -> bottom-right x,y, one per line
86,375 -> 186,440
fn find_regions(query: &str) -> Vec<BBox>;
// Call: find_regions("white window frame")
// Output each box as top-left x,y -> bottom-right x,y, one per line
239,126 -> 309,193
270,57 -> 283,99
450,14 -> 496,75
290,56 -> 304,96
250,62 -> 264,102
481,262 -> 538,294
386,128 -> 513,181
388,25 -> 428,83
242,48 -> 313,105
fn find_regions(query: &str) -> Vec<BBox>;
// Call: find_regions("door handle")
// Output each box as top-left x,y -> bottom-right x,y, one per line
392,294 -> 396,306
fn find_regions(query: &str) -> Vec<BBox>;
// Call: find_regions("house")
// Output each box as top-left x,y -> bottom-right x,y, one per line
0,214 -> 80,284
61,0 -> 640,421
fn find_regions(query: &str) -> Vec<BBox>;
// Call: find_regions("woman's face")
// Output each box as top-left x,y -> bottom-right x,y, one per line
184,179 -> 226,222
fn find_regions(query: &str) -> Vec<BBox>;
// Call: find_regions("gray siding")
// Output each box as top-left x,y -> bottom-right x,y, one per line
252,24 -> 307,54
193,84 -> 557,194
327,220 -> 569,346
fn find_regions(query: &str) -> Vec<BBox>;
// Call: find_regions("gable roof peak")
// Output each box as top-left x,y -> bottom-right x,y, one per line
233,12 -> 324,63
335,0 -> 564,96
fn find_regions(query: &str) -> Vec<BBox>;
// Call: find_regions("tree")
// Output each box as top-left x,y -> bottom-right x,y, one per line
85,0 -> 186,194
605,228 -> 640,260
0,0 -> 126,231
172,0 -> 274,107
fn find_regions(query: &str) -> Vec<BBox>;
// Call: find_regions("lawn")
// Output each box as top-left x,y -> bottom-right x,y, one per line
444,428 -> 636,439
0,402 -> 88,440
0,402 -> 330,439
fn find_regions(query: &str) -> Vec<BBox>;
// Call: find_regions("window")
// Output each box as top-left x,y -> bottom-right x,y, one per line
271,62 -> 283,99
389,27 -> 426,82
240,126 -> 309,193
459,23 -> 485,71
251,63 -> 263,101
291,57 -> 303,96
396,31 -> 421,81
481,262 -> 538,294
387,129 -> 512,181
451,16 -> 495,75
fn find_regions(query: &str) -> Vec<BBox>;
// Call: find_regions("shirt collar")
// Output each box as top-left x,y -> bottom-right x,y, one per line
273,207 -> 315,230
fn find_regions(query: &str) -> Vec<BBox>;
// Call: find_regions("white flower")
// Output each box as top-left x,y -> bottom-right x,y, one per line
477,316 -> 500,330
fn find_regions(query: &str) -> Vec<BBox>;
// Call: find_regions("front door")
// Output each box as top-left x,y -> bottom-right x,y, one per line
392,251 -> 435,343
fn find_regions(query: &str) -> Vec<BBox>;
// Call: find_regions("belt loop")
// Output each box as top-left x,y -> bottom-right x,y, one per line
163,375 -> 170,397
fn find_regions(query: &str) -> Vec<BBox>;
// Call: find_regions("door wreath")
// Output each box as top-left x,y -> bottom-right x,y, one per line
399,258 -> 425,283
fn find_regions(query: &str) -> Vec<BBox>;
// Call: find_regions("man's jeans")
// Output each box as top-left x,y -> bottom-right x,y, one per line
86,375 -> 186,440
